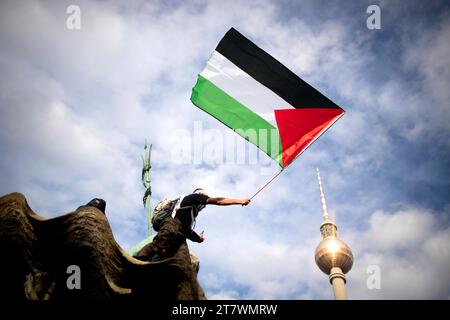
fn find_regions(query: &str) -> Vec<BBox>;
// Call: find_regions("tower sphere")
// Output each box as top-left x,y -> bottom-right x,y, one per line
315,237 -> 354,275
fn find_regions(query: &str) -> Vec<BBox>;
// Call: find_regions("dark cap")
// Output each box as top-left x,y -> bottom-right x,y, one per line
86,198 -> 106,214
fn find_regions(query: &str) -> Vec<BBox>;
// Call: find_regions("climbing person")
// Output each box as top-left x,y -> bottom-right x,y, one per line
134,188 -> 250,262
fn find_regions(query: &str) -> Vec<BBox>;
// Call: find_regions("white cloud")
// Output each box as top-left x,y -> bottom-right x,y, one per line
207,290 -> 240,300
347,207 -> 450,299
361,209 -> 436,251
404,13 -> 450,128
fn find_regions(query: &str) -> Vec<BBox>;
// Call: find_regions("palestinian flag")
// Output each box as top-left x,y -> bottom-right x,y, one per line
191,28 -> 345,167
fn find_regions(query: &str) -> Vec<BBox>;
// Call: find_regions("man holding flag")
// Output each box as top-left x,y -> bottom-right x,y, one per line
134,188 -> 250,262
135,27 -> 343,262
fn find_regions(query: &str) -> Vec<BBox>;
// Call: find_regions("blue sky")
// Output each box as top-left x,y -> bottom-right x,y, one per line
0,0 -> 449,299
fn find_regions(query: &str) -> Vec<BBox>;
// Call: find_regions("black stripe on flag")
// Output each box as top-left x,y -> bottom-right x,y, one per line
216,28 -> 342,109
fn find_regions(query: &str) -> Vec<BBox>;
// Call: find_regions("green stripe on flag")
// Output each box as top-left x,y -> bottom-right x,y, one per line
191,75 -> 282,166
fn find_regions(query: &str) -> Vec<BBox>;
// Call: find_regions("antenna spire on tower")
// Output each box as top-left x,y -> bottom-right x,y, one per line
316,167 -> 330,222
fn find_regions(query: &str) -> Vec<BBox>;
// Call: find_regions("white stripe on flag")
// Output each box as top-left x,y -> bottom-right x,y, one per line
200,51 -> 294,126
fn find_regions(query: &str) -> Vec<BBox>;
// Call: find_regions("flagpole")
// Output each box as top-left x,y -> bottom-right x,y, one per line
249,168 -> 284,200
249,151 -> 305,200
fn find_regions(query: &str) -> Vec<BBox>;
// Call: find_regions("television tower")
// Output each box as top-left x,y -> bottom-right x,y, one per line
314,168 -> 354,300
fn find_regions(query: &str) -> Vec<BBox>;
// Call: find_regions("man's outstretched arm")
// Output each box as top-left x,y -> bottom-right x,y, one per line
206,197 -> 251,206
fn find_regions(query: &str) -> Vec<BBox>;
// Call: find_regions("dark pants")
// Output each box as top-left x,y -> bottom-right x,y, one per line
134,217 -> 186,261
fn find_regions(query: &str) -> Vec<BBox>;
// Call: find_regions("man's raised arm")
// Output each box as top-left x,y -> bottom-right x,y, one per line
206,197 -> 251,206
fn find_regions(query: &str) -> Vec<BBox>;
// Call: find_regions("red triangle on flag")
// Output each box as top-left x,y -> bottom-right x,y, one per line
274,108 -> 344,167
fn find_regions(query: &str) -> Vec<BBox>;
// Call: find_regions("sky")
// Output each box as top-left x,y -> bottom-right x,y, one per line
0,0 -> 449,299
